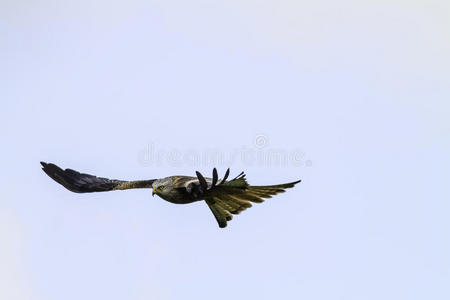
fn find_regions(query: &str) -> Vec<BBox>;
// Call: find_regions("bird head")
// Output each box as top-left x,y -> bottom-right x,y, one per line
152,177 -> 173,197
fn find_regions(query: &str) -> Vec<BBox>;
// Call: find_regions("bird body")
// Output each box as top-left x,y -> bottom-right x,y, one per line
40,162 -> 301,228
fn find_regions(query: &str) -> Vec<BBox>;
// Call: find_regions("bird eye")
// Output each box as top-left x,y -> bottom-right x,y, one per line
159,185 -> 165,190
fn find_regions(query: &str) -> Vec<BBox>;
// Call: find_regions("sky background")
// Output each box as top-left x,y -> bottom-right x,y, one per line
1,0 -> 450,299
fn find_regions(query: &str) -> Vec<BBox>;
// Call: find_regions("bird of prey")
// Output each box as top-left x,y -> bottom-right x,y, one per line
40,162 -> 301,228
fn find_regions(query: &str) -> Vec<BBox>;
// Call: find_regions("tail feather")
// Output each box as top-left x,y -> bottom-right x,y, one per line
247,180 -> 301,198
205,178 -> 301,228
222,194 -> 253,213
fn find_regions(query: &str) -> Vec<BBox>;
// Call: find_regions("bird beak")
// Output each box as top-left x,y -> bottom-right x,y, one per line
152,188 -> 157,197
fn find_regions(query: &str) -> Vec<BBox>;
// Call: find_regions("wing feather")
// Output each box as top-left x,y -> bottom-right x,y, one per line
41,162 -> 155,193
193,169 -> 301,228
196,171 -> 208,190
206,198 -> 232,228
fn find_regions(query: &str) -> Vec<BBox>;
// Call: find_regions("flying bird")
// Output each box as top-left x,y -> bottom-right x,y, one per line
40,162 -> 301,228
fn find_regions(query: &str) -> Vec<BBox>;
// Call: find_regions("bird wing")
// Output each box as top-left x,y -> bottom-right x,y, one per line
185,169 -> 301,228
40,162 -> 155,193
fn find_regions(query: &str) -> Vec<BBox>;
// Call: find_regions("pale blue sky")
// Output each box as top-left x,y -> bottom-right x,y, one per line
1,1 -> 449,299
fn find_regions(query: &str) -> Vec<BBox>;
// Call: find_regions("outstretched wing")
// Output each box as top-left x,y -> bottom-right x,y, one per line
187,169 -> 301,228
40,162 -> 155,193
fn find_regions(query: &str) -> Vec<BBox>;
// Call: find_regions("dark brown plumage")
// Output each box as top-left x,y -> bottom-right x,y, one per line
41,161 -> 301,228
